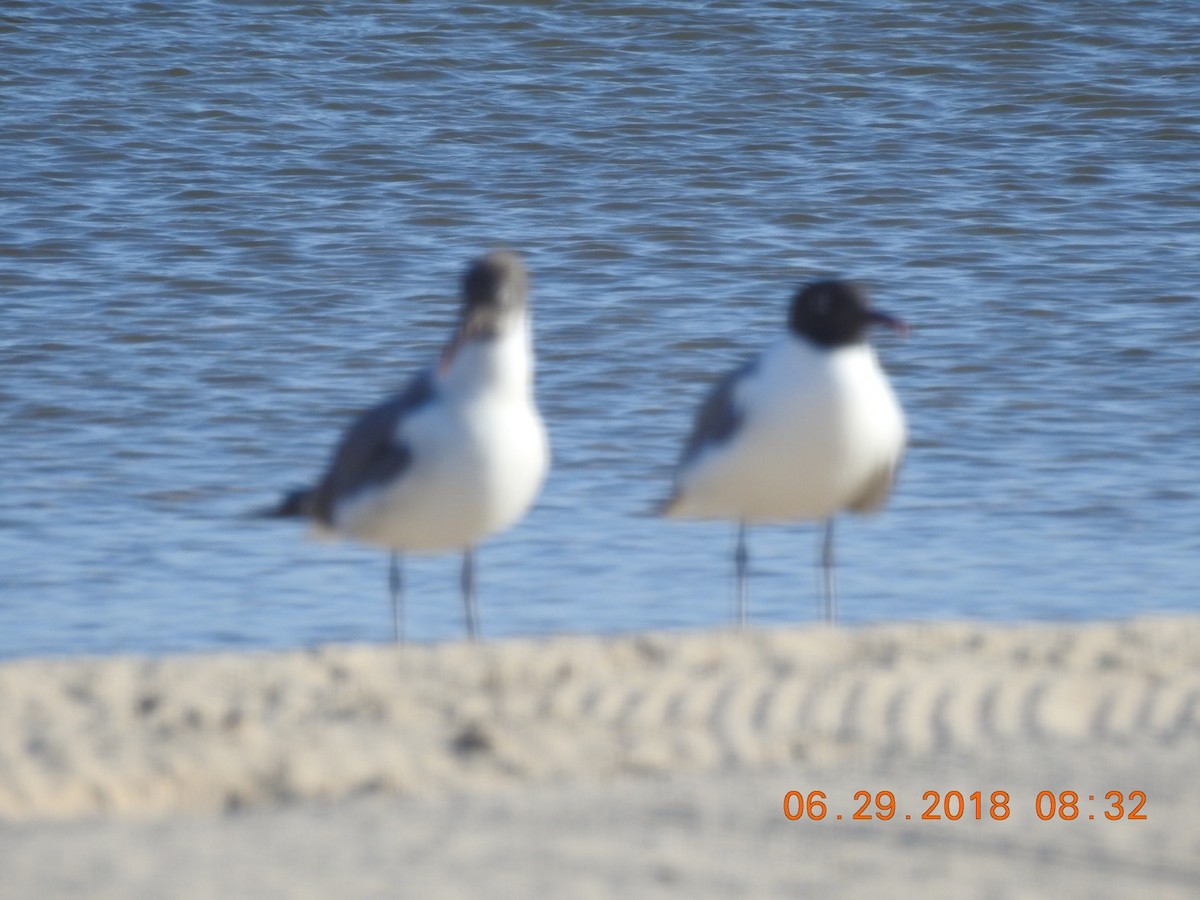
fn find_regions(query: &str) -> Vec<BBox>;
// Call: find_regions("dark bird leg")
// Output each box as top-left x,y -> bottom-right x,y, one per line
821,519 -> 837,625
390,551 -> 404,644
462,548 -> 479,641
734,520 -> 749,629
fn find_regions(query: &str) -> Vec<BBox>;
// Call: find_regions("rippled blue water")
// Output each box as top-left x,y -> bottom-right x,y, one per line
2,0 -> 1198,658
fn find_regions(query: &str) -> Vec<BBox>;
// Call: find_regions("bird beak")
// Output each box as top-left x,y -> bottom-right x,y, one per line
434,319 -> 465,372
870,310 -> 910,338
440,302 -> 504,374
438,326 -> 466,374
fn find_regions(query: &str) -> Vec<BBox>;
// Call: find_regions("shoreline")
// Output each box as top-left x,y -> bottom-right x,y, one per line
3,616 -> 1197,820
2,617 -> 1197,896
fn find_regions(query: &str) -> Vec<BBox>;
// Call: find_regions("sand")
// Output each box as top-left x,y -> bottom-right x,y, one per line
1,618 -> 1198,898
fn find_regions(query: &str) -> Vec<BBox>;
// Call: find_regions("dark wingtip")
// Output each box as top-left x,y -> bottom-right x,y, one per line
251,488 -> 311,519
651,492 -> 679,519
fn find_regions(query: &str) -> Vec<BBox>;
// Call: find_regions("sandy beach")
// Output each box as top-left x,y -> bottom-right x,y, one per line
2,618 -> 1198,898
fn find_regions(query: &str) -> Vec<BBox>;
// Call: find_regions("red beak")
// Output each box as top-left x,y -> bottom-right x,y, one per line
870,310 -> 910,338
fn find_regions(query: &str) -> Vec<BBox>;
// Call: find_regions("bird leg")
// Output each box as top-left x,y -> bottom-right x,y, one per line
734,520 -> 749,629
821,519 -> 837,625
390,551 -> 404,644
462,548 -> 479,641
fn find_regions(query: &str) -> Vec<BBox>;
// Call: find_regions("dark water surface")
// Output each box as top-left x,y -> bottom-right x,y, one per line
2,1 -> 1198,658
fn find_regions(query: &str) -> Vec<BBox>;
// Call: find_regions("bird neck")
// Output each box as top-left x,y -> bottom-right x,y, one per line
439,314 -> 534,400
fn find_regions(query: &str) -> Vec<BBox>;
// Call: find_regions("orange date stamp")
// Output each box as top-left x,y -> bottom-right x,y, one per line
782,790 -> 1147,822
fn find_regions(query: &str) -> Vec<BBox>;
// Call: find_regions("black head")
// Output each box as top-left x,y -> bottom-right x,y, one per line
787,279 -> 906,349
459,250 -> 529,340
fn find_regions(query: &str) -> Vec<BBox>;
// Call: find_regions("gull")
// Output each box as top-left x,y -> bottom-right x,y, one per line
661,278 -> 906,625
271,250 -> 549,641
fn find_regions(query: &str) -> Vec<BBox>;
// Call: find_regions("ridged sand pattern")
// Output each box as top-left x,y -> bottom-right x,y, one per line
2,618 -> 1198,819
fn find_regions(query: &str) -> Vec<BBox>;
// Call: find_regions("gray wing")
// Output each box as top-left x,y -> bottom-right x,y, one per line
657,359 -> 756,515
305,369 -> 437,526
678,358 -> 757,467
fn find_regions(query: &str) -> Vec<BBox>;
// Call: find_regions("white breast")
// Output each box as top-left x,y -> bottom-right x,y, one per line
671,337 -> 905,523
333,322 -> 549,552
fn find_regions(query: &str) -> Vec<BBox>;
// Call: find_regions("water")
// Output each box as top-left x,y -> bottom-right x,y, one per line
2,0 -> 1198,659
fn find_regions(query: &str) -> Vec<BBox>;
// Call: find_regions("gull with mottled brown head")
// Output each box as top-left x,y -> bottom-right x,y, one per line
271,251 -> 549,642
661,279 -> 907,625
